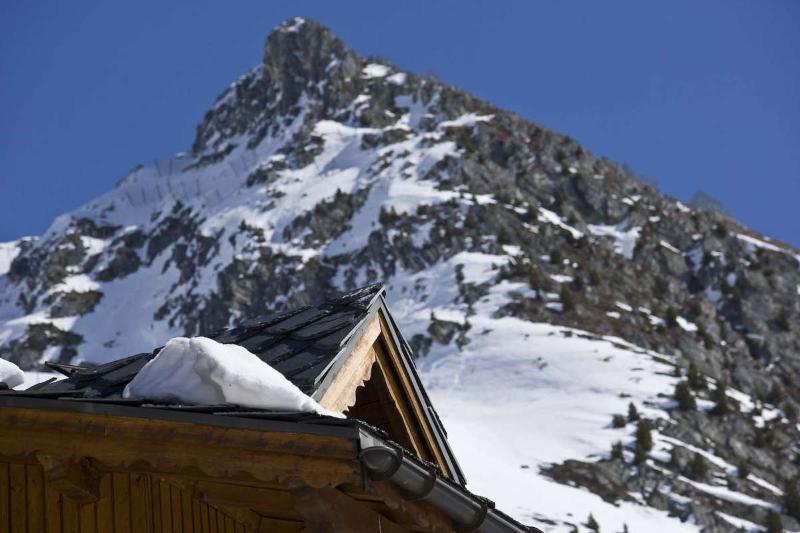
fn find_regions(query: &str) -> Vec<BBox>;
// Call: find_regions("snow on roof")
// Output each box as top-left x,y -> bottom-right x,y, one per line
0,358 -> 24,388
123,336 -> 342,417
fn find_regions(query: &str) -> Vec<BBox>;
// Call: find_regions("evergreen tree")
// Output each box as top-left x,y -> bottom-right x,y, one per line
612,414 -> 627,428
767,382 -> 785,406
634,419 -> 653,464
664,307 -> 678,328
560,286 -> 575,312
686,362 -> 706,390
689,453 -> 708,480
785,402 -> 798,424
775,308 -> 791,332
496,226 -> 512,245
653,277 -> 668,298
753,427 -> 768,448
737,461 -> 750,479
526,203 -> 538,222
611,441 -> 624,461
765,510 -> 783,533
586,513 -> 600,532
627,402 -> 640,422
674,381 -> 696,410
785,479 -> 800,520
669,447 -> 681,468
710,381 -> 730,415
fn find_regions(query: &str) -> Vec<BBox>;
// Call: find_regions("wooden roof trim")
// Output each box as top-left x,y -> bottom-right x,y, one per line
317,314 -> 381,413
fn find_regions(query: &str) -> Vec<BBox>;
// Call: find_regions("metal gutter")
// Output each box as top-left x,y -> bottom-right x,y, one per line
358,431 -> 537,533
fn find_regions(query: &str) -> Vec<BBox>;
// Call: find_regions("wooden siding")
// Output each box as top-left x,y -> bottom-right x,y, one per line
0,461 -> 247,533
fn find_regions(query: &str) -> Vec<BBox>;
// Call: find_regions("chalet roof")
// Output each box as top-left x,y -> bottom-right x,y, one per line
0,283 -> 537,532
2,283 -> 465,483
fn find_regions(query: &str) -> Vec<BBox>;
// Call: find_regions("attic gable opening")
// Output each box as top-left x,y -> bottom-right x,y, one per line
344,360 -> 416,452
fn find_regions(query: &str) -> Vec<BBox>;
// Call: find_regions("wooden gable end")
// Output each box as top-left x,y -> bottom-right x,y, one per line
317,309 -> 455,480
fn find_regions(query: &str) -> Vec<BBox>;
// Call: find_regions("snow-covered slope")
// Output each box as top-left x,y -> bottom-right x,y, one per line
2,17 -> 799,532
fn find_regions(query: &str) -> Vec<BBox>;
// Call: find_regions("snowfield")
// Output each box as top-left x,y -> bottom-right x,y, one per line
379,252 -> 701,531
410,317 -> 698,530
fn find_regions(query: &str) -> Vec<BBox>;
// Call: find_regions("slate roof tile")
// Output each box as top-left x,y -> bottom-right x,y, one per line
290,312 -> 358,341
263,306 -> 331,335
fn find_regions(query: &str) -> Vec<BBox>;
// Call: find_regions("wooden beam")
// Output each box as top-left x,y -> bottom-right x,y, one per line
318,314 -> 381,412
0,409 -> 362,490
291,486 -> 411,533
36,453 -> 101,505
0,406 -> 356,460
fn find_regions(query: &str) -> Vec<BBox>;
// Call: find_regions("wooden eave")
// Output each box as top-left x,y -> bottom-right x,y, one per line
0,397 -> 362,490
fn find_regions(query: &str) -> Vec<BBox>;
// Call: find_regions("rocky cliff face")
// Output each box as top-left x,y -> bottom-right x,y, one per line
1,17 -> 798,532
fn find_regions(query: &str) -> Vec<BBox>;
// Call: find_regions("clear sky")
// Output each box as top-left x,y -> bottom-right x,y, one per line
1,1 -> 798,245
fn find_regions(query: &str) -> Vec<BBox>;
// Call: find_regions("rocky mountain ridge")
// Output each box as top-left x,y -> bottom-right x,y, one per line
1,17 -> 799,532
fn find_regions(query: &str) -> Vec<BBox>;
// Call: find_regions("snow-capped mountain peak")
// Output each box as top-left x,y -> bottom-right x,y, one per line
2,18 -> 799,532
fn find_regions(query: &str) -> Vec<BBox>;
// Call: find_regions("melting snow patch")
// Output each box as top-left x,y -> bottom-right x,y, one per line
386,72 -> 407,85
124,337 -> 342,417
676,316 -> 698,332
282,17 -> 306,33
615,301 -> 633,313
362,63 -> 390,79
0,358 -> 24,388
538,208 -> 583,239
660,240 -> 681,254
0,240 -> 22,276
736,233 -> 784,253
454,252 -> 508,285
715,511 -> 763,532
439,113 -> 494,129
587,222 -> 640,259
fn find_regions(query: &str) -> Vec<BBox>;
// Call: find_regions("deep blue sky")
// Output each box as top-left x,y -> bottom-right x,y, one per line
1,1 -> 798,245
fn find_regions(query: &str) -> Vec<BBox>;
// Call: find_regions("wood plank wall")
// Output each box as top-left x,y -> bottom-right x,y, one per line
0,461 -> 248,533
